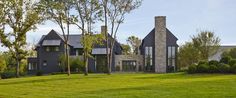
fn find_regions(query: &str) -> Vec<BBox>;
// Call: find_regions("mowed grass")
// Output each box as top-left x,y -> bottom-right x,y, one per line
0,73 -> 236,98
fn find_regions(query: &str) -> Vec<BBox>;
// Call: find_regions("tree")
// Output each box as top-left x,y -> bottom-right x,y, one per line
42,0 -> 75,76
0,53 -> 7,79
121,44 -> 131,55
192,31 -> 220,61
178,42 -> 200,70
127,36 -> 141,54
221,48 -> 236,59
102,0 -> 142,74
0,0 -> 45,77
74,0 -> 104,75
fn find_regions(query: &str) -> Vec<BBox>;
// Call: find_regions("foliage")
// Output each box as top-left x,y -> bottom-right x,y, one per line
208,64 -> 219,73
230,64 -> 236,73
127,36 -> 141,54
102,0 -> 143,74
73,0 -> 104,76
187,64 -> 197,74
36,70 -> 43,76
208,60 -> 219,66
0,53 -> 7,74
220,56 -> 231,64
178,31 -> 221,70
178,42 -> 200,69
218,63 -> 230,73
197,63 -> 209,73
192,31 -> 220,61
121,44 -> 131,55
0,70 -> 15,79
221,48 -> 236,59
42,0 -> 76,76
229,59 -> 236,66
70,57 -> 84,73
0,0 -> 45,77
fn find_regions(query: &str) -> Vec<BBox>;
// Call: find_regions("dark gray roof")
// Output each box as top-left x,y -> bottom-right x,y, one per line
68,35 -> 83,48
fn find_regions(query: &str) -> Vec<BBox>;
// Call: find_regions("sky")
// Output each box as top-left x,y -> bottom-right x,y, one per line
1,0 -> 236,51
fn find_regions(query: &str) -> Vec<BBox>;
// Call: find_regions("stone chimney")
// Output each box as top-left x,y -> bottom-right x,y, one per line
155,16 -> 167,73
101,26 -> 107,33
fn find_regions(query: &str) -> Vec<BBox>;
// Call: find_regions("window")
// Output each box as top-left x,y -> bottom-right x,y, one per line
46,47 -> 50,52
45,46 -> 60,52
168,46 -> 176,71
43,60 -> 47,66
145,47 -> 153,71
55,47 -> 59,51
28,63 -> 37,71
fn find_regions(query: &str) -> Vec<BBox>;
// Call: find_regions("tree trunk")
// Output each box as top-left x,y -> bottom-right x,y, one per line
84,50 -> 88,76
65,43 -> 70,76
16,58 -> 20,78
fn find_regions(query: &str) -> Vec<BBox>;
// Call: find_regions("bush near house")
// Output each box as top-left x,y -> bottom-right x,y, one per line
188,58 -> 236,74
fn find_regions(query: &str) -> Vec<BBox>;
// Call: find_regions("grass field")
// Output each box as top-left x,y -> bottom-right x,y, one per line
0,73 -> 236,98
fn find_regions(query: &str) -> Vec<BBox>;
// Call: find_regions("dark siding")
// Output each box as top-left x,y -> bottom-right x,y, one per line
36,30 -> 65,74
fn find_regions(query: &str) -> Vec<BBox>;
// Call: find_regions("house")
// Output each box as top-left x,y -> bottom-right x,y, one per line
28,29 -> 122,74
28,16 -> 178,74
209,46 -> 236,61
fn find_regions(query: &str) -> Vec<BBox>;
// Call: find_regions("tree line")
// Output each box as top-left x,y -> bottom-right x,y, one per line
0,0 -> 143,78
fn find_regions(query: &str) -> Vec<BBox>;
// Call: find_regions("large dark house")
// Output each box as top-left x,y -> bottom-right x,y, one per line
28,16 -> 178,74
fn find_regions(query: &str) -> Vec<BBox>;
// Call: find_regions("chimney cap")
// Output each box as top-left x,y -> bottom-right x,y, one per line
155,16 -> 166,18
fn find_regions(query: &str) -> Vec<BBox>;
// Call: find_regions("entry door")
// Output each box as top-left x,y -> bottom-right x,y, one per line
122,60 -> 136,72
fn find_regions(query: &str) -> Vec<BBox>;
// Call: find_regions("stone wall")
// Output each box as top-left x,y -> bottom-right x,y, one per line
155,16 -> 167,73
115,55 -> 144,72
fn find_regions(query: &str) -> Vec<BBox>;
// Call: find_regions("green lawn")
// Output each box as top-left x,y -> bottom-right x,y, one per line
0,73 -> 236,98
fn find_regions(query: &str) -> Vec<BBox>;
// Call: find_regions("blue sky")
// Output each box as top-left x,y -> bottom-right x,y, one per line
1,0 -> 236,51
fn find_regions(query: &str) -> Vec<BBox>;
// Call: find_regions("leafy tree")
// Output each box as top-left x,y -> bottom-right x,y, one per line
0,53 -> 7,78
121,44 -> 131,55
42,0 -> 75,76
178,42 -> 200,70
127,36 -> 141,54
74,0 -> 104,76
192,31 -> 220,61
0,0 -> 45,77
221,48 -> 236,59
102,0 -> 142,74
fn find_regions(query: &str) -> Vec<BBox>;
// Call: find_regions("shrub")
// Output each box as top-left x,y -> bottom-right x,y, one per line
230,64 -> 236,73
188,64 -> 197,74
197,63 -> 209,73
229,59 -> 236,66
198,61 -> 207,65
208,65 -> 219,73
36,70 -> 43,76
218,63 -> 230,73
0,71 -> 16,79
220,56 -> 231,64
208,60 -> 219,66
115,66 -> 120,71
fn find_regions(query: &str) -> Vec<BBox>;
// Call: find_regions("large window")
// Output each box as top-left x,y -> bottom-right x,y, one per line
45,46 -> 60,52
145,47 -> 153,71
28,63 -> 37,71
168,46 -> 176,71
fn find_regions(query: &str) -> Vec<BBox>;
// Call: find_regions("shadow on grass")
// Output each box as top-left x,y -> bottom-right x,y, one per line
134,73 -> 233,80
0,75 -> 105,86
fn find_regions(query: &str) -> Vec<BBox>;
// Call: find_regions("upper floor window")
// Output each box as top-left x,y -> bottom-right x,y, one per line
45,46 -> 60,52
